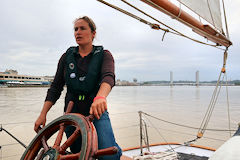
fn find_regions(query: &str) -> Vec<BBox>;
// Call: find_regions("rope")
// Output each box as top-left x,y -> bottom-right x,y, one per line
197,49 -> 230,138
222,0 -> 230,39
176,0 -> 182,18
141,119 -> 150,151
142,113 -> 225,154
206,0 -> 216,28
198,71 -> 224,137
141,111 -> 235,132
143,114 -> 176,152
140,0 -> 229,48
225,70 -> 232,137
122,0 -> 225,48
97,0 -> 226,50
148,125 -> 226,143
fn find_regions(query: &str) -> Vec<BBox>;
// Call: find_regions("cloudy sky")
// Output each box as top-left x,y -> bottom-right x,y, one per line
0,0 -> 239,82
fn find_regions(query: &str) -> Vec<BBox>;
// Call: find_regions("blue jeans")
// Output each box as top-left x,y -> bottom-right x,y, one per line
65,112 -> 122,160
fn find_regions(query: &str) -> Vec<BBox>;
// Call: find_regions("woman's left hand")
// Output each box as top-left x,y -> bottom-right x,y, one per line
90,98 -> 107,119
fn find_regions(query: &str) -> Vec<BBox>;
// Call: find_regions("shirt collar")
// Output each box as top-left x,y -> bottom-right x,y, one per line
74,45 -> 95,58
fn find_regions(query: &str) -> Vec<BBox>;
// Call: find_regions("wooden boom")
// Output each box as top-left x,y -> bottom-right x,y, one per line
141,0 -> 232,47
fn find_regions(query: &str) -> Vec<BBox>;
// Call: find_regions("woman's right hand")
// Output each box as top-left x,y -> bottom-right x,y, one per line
34,114 -> 46,133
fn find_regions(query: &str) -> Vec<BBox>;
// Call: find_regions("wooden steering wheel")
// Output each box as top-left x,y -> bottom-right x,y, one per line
21,102 -> 118,160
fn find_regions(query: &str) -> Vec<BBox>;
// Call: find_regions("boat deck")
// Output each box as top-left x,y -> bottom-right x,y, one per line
121,152 -> 209,160
178,152 -> 208,160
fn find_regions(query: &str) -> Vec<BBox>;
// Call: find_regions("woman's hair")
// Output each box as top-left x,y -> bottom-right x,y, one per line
74,16 -> 96,33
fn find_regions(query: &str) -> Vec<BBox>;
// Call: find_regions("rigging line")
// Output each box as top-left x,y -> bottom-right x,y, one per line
222,49 -> 231,137
203,75 -> 223,130
176,0 -> 182,18
121,0 -> 224,49
198,70 -> 223,135
222,0 -> 230,39
142,111 -> 201,130
142,0 -> 229,48
97,0 -> 224,50
97,0 -> 151,26
164,138 -> 200,153
146,125 -> 226,142
141,111 -> 236,132
206,0 -> 216,28
201,72 -> 225,135
146,124 -> 232,139
143,114 -> 176,152
142,119 -> 150,151
121,0 -> 171,31
99,0 -> 173,35
225,74 -> 232,137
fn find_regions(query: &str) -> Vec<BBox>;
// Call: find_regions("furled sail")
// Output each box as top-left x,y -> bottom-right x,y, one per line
177,0 -> 222,32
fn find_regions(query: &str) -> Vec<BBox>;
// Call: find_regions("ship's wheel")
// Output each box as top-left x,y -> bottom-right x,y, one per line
21,102 -> 118,160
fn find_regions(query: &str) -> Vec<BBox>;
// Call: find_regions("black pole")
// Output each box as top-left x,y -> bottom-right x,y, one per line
0,125 -> 27,149
139,111 -> 143,156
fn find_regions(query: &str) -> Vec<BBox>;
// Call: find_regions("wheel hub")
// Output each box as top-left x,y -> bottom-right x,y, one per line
41,148 -> 59,160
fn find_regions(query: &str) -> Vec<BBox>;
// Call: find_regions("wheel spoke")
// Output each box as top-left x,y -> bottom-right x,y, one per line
35,149 -> 45,160
59,153 -> 81,160
53,123 -> 65,150
59,127 -> 81,153
41,136 -> 49,151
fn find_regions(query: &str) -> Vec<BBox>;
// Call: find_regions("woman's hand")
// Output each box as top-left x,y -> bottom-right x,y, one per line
34,114 -> 46,132
90,98 -> 107,120
34,101 -> 53,132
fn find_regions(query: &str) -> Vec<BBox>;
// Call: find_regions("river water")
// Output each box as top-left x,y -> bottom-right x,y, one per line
0,86 -> 240,159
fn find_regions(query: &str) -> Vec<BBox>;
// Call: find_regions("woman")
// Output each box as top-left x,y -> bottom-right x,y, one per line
34,16 -> 122,159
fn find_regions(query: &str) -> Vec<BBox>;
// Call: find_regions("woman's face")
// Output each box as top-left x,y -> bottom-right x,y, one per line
74,19 -> 96,46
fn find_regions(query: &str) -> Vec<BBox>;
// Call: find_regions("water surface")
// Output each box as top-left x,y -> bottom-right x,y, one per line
0,86 -> 239,159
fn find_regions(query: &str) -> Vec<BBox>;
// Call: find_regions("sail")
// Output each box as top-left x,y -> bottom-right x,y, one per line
177,0 -> 222,32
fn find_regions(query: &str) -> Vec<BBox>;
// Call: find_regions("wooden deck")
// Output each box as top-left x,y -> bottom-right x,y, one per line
121,155 -> 133,160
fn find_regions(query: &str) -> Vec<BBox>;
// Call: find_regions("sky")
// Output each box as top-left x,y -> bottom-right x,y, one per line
0,0 -> 239,82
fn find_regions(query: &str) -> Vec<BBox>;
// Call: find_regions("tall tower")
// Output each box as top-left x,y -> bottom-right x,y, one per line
196,70 -> 199,86
170,71 -> 173,86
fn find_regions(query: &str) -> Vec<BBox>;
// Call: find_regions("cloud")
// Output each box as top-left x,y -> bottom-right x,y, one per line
0,0 -> 239,81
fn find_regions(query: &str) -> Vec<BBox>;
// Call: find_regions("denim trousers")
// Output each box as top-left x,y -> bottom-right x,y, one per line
65,112 -> 122,160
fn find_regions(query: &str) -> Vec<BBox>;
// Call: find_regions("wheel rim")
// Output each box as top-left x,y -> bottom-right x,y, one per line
21,113 -> 98,160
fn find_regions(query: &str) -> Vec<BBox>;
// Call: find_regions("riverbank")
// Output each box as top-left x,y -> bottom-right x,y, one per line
2,84 -> 50,88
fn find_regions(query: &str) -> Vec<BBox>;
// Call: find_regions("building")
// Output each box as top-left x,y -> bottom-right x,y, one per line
0,69 -> 51,85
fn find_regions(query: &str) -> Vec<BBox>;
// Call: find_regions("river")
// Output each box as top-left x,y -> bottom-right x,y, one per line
0,86 -> 239,159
